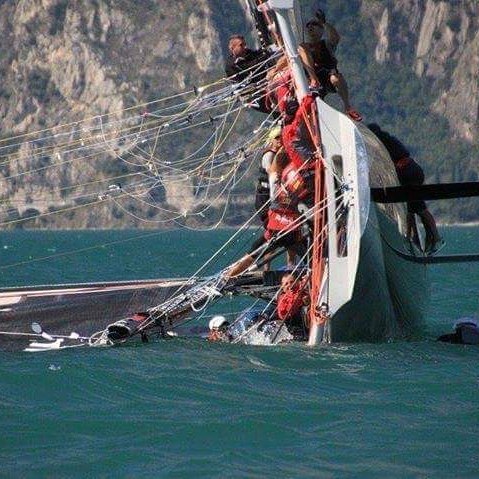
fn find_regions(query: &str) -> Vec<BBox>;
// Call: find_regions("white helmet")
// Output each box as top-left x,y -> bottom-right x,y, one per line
209,315 -> 228,331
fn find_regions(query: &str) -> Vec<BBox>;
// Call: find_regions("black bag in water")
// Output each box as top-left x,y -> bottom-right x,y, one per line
107,318 -> 140,341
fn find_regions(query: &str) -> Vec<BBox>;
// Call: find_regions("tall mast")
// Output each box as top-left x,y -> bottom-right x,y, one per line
266,0 -> 328,346
263,0 -> 309,101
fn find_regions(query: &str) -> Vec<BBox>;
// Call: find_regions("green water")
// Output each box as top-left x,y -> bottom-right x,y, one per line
0,228 -> 478,478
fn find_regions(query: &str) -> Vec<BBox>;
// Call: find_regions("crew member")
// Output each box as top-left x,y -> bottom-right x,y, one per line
276,273 -> 309,338
299,9 -> 362,122
226,203 -> 305,278
368,123 -> 444,254
266,56 -> 298,122
207,315 -> 232,342
256,126 -> 283,225
224,34 -> 272,114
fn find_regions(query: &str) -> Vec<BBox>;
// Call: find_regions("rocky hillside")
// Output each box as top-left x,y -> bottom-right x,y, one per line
365,0 -> 478,143
0,0 -> 477,228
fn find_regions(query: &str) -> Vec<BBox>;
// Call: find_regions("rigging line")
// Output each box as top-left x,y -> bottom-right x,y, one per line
191,98 -> 239,181
4,174 -> 153,206
0,88 -> 204,147
186,157 -> 241,231
0,73 -> 242,160
0,117 -> 142,159
131,107 -> 243,169
0,196 -> 101,228
0,128 -> 155,179
98,113 -> 162,178
0,147 -> 111,182
193,127 -> 221,199
10,168 -> 145,199
110,171 -> 246,219
203,101 -> 243,173
0,118 -> 160,166
109,195 -> 190,224
0,177 -> 155,228
0,229 -> 174,271
0,82 -> 239,162
127,150 -> 247,189
132,115 -> 262,179
0,113 -> 233,181
144,97 -> 203,167
0,109 -> 168,158
95,91 -> 253,159
115,152 -> 248,222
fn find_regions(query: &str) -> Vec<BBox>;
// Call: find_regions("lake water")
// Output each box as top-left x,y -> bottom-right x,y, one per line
0,227 -> 478,478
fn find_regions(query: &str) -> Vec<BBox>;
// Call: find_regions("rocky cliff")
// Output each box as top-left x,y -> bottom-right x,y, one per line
0,0 -> 477,228
366,0 -> 478,143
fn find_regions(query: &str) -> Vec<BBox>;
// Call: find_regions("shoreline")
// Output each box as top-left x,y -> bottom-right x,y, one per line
1,222 -> 479,232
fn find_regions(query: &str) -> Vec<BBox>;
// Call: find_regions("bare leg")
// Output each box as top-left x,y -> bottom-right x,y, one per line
407,212 -> 421,246
286,249 -> 296,268
418,209 -> 441,244
330,73 -> 351,111
226,254 -> 255,278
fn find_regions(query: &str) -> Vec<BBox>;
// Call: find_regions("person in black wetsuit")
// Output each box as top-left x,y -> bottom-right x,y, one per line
224,34 -> 272,114
299,10 -> 362,122
368,123 -> 443,254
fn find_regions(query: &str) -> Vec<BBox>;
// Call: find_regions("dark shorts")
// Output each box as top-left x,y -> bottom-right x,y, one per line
248,230 -> 302,258
255,185 -> 270,224
316,68 -> 338,97
397,158 -> 426,214
407,199 -> 427,214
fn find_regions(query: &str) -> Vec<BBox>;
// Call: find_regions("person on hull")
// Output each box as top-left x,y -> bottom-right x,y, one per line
299,9 -> 362,122
437,318 -> 479,345
368,123 -> 444,254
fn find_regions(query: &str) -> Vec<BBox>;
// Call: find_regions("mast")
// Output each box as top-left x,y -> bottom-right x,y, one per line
262,0 -> 309,101
265,0 -> 328,345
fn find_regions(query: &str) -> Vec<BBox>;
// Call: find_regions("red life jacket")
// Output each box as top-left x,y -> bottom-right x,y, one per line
281,95 -> 316,168
266,70 -> 297,117
277,287 -> 304,321
265,207 -> 299,234
281,163 -> 314,201
266,207 -> 299,231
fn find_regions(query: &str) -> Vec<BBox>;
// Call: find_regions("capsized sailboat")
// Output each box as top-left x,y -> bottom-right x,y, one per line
1,0 -> 476,352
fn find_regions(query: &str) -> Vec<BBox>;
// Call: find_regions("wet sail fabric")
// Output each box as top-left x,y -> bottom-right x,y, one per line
0,279 -> 188,351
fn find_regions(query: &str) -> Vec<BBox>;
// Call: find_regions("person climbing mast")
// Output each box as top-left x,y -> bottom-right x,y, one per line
299,8 -> 362,122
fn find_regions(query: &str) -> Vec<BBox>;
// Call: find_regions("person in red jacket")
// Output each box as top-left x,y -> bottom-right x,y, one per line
226,206 -> 305,278
276,273 -> 309,338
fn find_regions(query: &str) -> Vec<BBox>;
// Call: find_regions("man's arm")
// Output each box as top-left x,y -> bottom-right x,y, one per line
225,56 -> 240,78
298,44 -> 320,86
315,9 -> 340,50
324,21 -> 340,48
